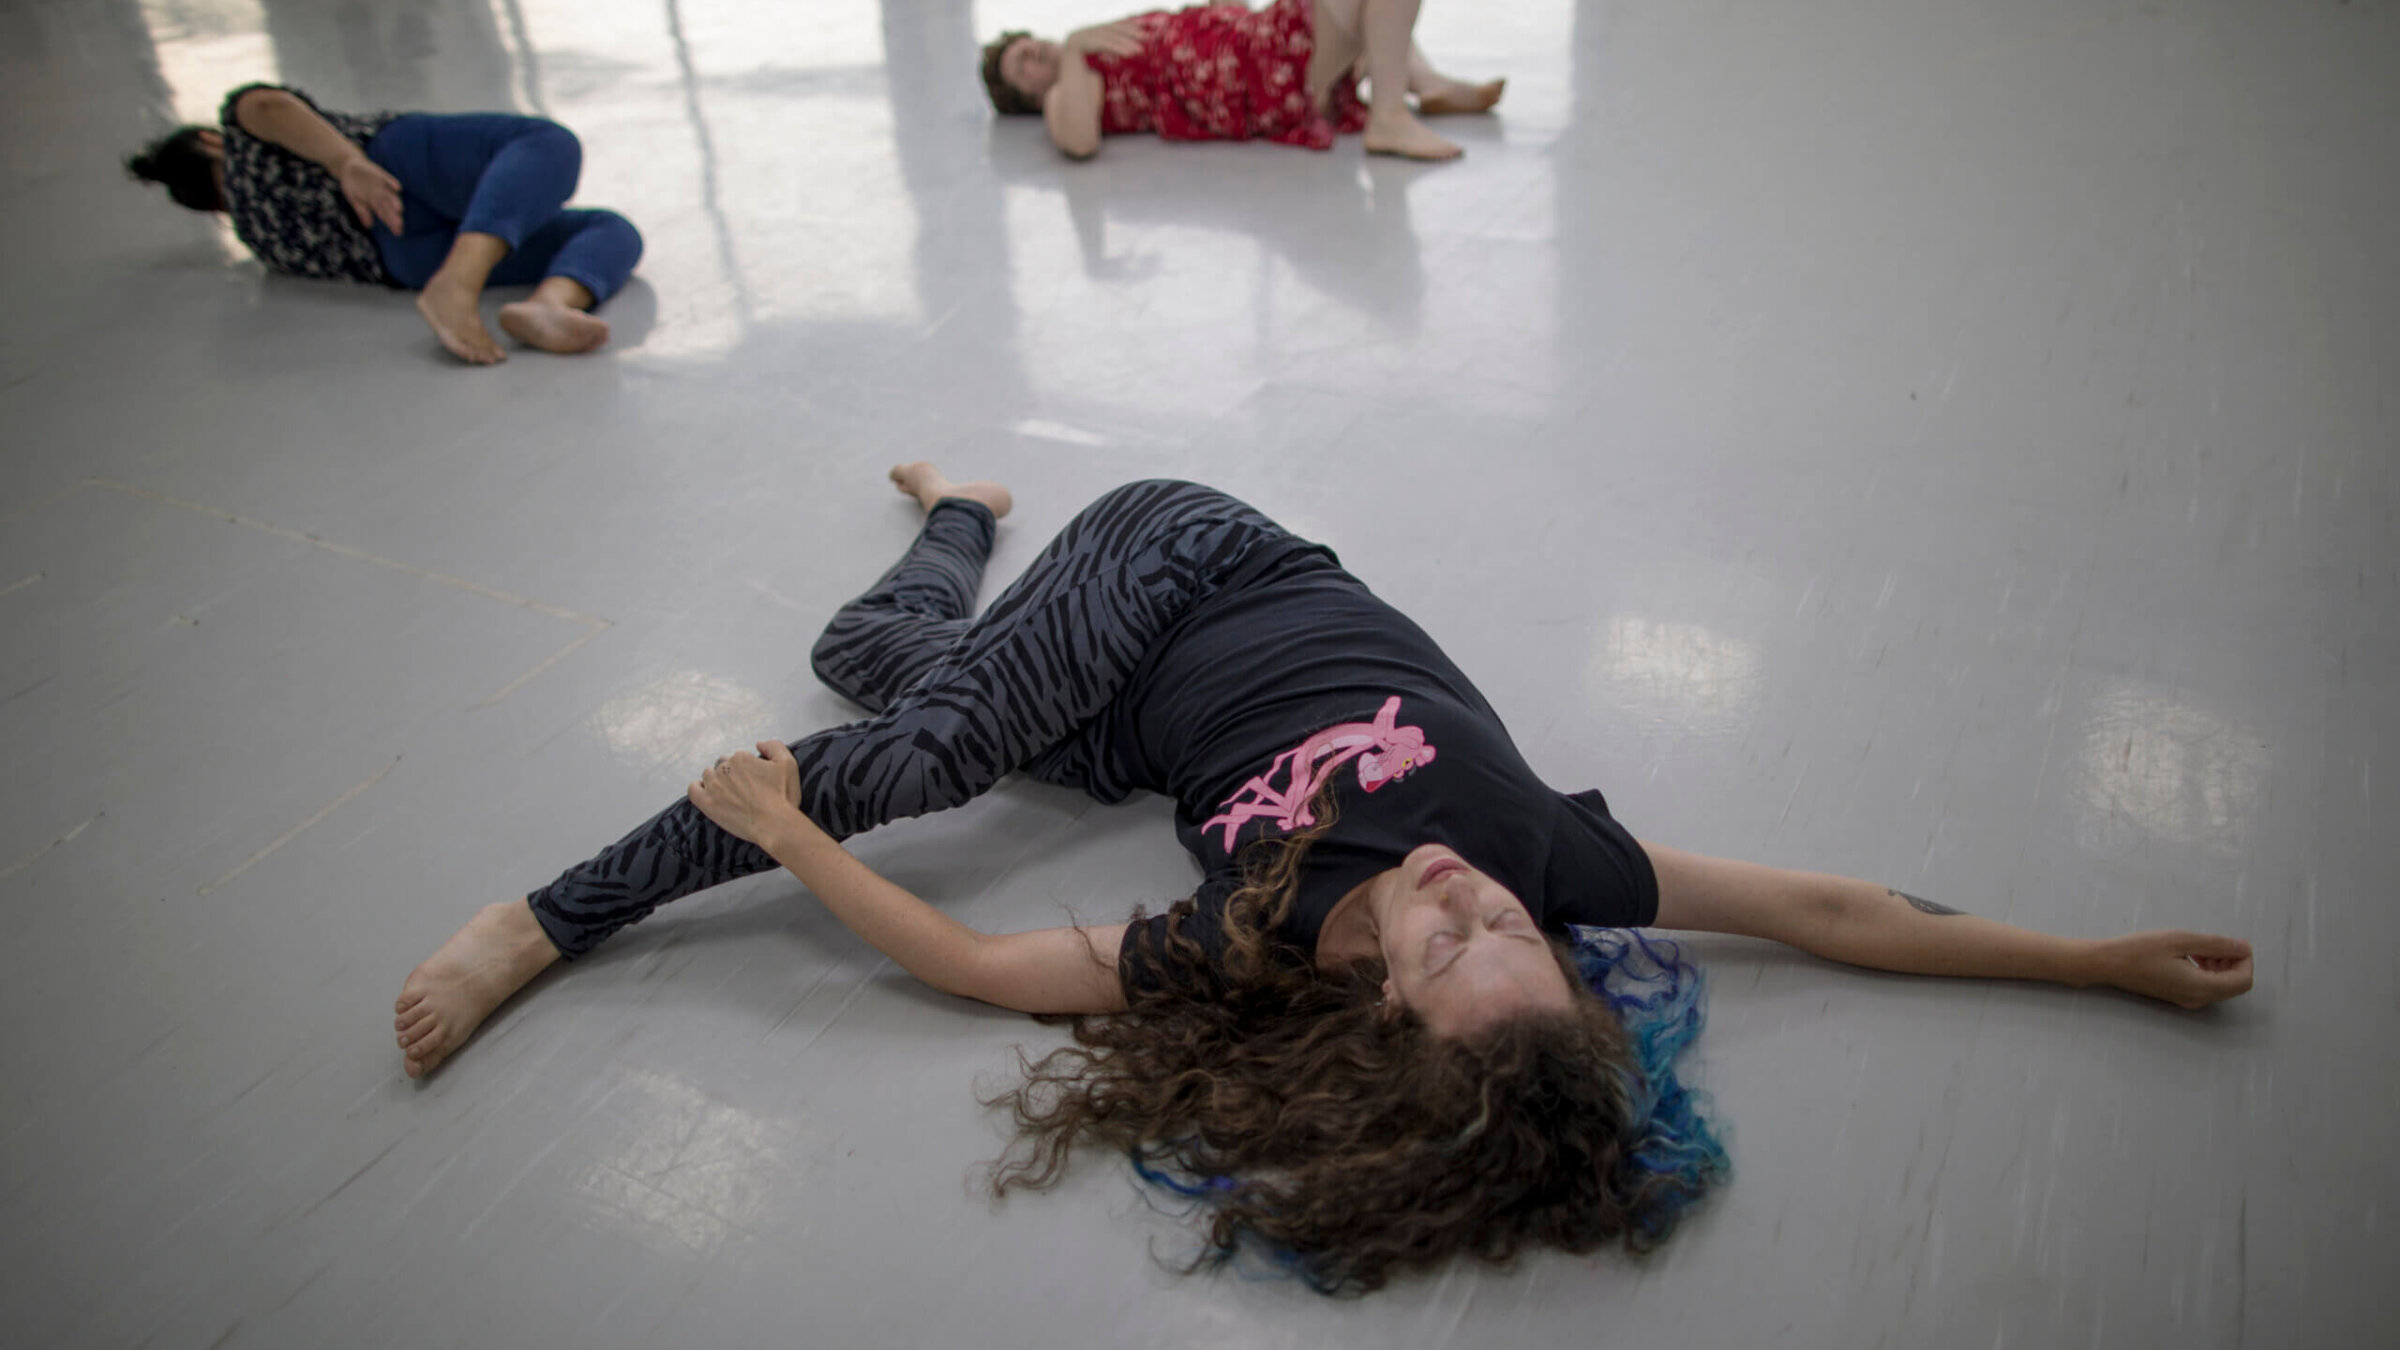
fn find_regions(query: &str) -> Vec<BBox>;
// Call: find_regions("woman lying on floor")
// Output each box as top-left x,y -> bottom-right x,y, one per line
396,466 -> 2253,1292
982,0 -> 1505,161
125,84 -> 641,365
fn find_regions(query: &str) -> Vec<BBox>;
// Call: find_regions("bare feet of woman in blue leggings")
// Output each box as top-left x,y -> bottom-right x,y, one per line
414,233 -> 613,365
498,279 -> 611,356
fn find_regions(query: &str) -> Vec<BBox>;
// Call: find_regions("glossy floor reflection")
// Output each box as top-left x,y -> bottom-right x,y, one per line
3,0 -> 2394,1345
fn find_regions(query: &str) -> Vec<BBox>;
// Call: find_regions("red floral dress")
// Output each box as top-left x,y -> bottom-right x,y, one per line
1087,0 -> 1369,150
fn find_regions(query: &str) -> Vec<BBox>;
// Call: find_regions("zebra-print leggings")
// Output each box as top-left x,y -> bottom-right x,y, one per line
527,479 -> 1302,958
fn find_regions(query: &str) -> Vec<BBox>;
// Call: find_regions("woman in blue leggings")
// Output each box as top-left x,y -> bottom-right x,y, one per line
125,84 -> 642,364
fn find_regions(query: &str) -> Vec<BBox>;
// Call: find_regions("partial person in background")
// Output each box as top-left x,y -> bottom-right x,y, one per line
981,0 -> 1504,161
125,84 -> 642,365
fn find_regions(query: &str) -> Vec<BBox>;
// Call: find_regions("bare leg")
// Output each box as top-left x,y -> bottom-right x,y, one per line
498,275 -> 611,355
890,461 -> 1014,518
1353,0 -> 1460,160
394,898 -> 560,1077
414,231 -> 510,365
1406,41 -> 1505,115
1309,0 -> 1364,109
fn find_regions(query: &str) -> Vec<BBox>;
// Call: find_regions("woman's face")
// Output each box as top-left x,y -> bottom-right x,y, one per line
1374,844 -> 1576,1038
1000,35 -> 1064,101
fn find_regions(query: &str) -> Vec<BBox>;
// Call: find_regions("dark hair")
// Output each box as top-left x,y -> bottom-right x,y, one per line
126,126 -> 223,211
984,799 -> 1723,1293
979,31 -> 1043,116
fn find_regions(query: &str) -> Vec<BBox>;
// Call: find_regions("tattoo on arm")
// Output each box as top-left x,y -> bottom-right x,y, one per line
1891,888 -> 1965,917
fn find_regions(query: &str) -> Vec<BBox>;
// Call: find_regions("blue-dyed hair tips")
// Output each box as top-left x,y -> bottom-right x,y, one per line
1118,926 -> 1730,1291
1567,926 -> 1732,1241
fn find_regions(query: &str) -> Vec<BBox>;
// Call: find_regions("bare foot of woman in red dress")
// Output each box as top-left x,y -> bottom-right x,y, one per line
1364,108 -> 1462,161
890,461 -> 1014,518
1415,76 -> 1504,115
394,899 -> 560,1077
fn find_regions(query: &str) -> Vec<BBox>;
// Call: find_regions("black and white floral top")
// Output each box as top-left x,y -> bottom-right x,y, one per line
217,83 -> 401,284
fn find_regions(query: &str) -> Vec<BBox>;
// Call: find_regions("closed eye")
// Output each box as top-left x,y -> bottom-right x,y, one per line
1424,929 -> 1464,973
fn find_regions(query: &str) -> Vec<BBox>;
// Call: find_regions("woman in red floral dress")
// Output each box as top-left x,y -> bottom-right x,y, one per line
980,0 -> 1503,161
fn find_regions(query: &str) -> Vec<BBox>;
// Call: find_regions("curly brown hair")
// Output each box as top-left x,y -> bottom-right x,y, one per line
979,31 -> 1044,116
985,801 -> 1705,1293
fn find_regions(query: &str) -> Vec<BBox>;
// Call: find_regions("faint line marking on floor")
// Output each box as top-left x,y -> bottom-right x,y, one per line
83,478 -> 613,706
0,811 -> 103,882
475,621 -> 608,709
198,757 -> 400,897
0,483 -> 85,532
0,571 -> 43,598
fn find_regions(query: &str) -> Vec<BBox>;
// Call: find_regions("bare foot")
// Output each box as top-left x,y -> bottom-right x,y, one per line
499,298 -> 611,355
1417,77 -> 1505,116
394,899 -> 560,1078
415,281 -> 507,365
889,461 -> 1014,518
1363,110 -> 1463,161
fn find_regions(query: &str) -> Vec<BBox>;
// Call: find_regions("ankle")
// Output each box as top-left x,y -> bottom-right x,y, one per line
530,278 -> 596,311
489,899 -> 559,959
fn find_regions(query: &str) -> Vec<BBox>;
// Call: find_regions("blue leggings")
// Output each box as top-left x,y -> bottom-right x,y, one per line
365,113 -> 642,304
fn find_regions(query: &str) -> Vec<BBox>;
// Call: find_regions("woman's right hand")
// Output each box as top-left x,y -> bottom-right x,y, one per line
1065,19 -> 1144,59
338,154 -> 406,233
688,740 -> 808,849
2093,930 -> 2255,1009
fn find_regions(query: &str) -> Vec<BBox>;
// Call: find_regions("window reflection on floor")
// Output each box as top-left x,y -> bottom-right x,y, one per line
2074,678 -> 2267,856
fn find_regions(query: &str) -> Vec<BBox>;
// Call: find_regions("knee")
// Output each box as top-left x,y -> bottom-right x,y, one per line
809,626 -> 863,702
1090,479 -> 1188,511
522,119 -> 581,172
590,208 -> 643,263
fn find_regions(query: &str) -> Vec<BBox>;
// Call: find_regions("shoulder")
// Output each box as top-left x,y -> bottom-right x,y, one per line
220,83 -> 308,129
1535,789 -> 1660,929
1117,887 -> 1232,997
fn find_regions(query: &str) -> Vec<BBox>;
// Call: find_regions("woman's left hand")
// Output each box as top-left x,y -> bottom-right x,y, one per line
688,740 -> 802,846
2094,930 -> 2255,1009
1065,19 -> 1144,58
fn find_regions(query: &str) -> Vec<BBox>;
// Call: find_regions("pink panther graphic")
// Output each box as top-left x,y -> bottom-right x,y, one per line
1201,695 -> 1437,853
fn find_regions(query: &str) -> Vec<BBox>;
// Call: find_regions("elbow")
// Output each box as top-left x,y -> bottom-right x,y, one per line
1051,132 -> 1100,161
231,87 -> 296,133
927,934 -> 996,1004
1042,88 -> 1101,160
1791,882 -> 1858,951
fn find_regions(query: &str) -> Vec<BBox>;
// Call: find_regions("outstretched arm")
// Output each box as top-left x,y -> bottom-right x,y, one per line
1640,841 -> 2254,1009
691,742 -> 1129,1015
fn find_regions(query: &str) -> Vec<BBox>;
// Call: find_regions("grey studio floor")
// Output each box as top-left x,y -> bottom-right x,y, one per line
2,0 -> 2395,1346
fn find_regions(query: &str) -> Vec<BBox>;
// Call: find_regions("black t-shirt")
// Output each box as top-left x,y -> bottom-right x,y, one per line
1109,546 -> 1658,992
